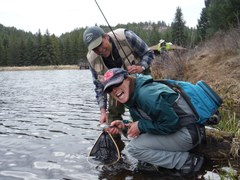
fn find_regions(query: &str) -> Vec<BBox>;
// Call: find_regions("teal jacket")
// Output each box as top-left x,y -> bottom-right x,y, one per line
125,75 -> 181,135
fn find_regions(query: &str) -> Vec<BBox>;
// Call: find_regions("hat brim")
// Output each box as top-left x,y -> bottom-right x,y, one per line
88,36 -> 103,51
103,75 -> 125,93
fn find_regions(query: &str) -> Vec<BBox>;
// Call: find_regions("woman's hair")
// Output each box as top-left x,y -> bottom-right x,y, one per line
127,76 -> 135,96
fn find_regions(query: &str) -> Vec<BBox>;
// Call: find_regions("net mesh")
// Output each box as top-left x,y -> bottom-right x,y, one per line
89,131 -> 120,165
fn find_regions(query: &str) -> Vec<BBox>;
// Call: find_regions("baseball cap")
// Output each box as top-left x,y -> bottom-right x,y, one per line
83,26 -> 105,51
159,39 -> 165,44
103,68 -> 128,93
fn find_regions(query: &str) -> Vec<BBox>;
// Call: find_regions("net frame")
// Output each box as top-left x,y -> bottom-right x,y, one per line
88,130 -> 121,166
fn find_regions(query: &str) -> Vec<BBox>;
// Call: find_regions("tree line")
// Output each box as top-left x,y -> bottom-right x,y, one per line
0,0 -> 239,67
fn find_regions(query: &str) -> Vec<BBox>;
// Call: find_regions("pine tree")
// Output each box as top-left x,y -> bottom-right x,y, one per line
171,7 -> 187,46
197,3 -> 209,41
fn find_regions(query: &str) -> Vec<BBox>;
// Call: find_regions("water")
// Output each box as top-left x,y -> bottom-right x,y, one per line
0,70 -> 102,180
0,69 -> 235,180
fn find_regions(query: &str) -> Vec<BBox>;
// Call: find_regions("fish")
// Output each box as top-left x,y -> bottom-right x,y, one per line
97,123 -> 112,130
97,121 -> 130,138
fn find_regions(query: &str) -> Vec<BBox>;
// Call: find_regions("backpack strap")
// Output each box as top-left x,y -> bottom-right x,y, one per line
155,80 -> 200,121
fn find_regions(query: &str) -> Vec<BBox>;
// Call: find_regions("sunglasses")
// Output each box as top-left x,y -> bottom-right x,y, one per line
105,80 -> 124,93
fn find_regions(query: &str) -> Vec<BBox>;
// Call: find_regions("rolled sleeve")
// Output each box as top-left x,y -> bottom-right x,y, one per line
125,30 -> 155,69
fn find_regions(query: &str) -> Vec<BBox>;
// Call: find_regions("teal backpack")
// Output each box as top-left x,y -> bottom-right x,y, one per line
157,80 -> 223,125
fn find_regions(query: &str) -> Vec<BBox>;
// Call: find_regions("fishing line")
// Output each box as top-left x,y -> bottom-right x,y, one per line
94,0 -> 132,65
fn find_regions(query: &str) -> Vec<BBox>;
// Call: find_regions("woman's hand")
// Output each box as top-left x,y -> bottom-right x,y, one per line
126,121 -> 140,138
107,120 -> 125,135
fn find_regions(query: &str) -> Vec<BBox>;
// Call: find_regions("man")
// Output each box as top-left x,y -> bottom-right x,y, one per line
103,68 -> 204,174
157,39 -> 172,53
83,26 -> 154,151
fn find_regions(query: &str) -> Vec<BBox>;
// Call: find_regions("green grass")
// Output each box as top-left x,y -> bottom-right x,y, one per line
216,109 -> 240,136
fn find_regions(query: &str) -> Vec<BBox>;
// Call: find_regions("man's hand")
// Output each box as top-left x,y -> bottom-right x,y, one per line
99,108 -> 108,124
127,65 -> 144,74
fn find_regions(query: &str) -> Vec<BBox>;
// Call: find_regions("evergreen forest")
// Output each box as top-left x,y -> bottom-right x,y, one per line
0,0 -> 239,67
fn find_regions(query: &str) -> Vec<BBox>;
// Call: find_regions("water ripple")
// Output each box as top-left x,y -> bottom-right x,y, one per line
0,70 -> 101,179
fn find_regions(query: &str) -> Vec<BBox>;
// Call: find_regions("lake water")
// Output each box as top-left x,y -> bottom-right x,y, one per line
0,69 -> 235,180
0,69 -> 103,179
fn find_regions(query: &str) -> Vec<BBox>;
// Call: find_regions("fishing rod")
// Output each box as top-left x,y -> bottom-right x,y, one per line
94,0 -> 132,65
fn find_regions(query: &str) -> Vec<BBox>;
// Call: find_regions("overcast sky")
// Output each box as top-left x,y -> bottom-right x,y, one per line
0,0 -> 205,36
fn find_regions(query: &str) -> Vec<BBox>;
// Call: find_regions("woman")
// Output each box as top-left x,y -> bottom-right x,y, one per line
103,68 -> 204,174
